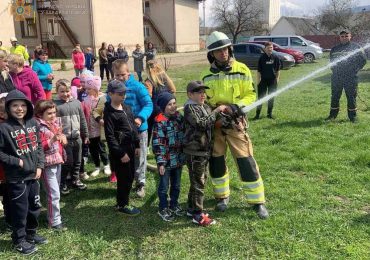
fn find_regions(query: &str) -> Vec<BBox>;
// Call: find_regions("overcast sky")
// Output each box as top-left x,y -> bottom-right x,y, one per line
200,0 -> 370,25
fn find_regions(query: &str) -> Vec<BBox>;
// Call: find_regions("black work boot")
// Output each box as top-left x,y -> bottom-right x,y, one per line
348,109 -> 357,123
253,204 -> 269,219
325,108 -> 339,121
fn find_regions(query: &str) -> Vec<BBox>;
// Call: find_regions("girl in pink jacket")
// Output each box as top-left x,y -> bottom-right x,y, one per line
72,46 -> 85,76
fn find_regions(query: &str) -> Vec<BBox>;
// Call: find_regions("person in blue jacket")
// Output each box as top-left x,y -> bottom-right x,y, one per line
112,59 -> 153,198
32,49 -> 54,99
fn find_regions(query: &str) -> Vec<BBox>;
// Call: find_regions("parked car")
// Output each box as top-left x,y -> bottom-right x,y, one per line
233,43 -> 295,70
248,41 -> 304,64
249,35 -> 323,63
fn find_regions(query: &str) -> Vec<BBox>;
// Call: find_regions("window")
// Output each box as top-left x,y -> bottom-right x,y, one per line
143,1 -> 150,13
144,25 -> 150,38
20,18 -> 37,38
233,45 -> 246,53
255,37 -> 271,42
290,37 -> 304,46
47,18 -> 60,36
272,37 -> 288,46
249,45 -> 264,54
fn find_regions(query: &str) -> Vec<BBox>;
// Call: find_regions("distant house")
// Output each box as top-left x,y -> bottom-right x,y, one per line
6,0 -> 201,58
271,16 -> 325,35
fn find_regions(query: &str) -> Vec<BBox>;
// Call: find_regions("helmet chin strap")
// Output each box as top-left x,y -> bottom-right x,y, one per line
210,57 -> 232,73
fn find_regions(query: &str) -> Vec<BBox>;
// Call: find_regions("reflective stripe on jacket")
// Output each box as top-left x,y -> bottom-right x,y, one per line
201,60 -> 256,107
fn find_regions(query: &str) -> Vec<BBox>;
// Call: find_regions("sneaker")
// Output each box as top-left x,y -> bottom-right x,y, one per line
192,213 -> 216,226
51,223 -> 68,232
110,172 -> 117,183
60,184 -> 70,195
158,208 -> 175,222
80,172 -> 90,180
253,204 -> 269,219
90,167 -> 100,177
253,115 -> 260,120
267,114 -> 275,119
215,197 -> 229,212
118,205 -> 141,216
103,165 -> 112,176
72,180 -> 87,190
136,183 -> 145,198
170,205 -> 185,217
26,234 -> 48,244
186,208 -> 194,218
14,240 -> 37,255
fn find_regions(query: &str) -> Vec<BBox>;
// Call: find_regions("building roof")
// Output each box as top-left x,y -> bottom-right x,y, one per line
274,16 -> 325,35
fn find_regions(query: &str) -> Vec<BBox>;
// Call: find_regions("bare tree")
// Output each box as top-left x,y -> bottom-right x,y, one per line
317,0 -> 370,36
211,0 -> 264,43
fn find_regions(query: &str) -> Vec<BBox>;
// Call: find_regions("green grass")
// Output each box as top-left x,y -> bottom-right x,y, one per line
1,58 -> 370,259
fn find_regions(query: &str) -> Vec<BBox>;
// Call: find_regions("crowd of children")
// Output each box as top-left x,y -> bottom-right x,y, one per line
0,53 -> 250,256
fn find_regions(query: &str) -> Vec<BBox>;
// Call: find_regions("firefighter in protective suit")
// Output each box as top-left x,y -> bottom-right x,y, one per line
327,29 -> 366,122
201,31 -> 268,218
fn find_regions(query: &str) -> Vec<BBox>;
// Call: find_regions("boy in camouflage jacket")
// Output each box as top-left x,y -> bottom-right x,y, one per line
183,81 -> 228,226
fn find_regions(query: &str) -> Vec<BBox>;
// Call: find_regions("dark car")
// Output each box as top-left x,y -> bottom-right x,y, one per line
248,41 -> 304,64
233,43 -> 295,70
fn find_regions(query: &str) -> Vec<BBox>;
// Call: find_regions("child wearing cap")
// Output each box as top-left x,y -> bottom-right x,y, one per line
104,80 -> 141,216
183,81 -> 229,226
152,92 -> 185,222
82,76 -> 111,177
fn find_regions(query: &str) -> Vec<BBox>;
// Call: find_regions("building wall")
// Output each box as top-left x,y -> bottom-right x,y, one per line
268,0 -> 281,29
92,0 -> 144,53
174,0 -> 199,52
145,0 -> 176,50
271,18 -> 296,35
0,2 -> 17,49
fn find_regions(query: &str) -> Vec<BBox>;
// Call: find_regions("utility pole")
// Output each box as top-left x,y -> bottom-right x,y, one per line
203,0 -> 206,28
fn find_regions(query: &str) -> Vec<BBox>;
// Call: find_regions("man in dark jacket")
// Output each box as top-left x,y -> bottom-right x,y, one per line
327,29 -> 367,122
254,42 -> 281,120
0,90 -> 46,255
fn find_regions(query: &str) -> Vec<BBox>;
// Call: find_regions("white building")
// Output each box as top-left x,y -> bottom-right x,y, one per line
254,0 -> 281,30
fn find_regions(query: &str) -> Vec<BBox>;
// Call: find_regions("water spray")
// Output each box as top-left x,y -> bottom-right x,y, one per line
241,42 -> 370,114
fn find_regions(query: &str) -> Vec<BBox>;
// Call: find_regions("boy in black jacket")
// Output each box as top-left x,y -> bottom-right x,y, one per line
104,80 -> 141,216
0,90 -> 46,255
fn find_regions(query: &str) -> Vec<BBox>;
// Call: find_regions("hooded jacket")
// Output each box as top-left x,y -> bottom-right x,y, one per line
183,99 -> 219,157
0,90 -> 44,182
10,66 -> 46,104
32,59 -> 53,91
123,74 -> 153,132
53,97 -> 89,140
103,102 -> 139,159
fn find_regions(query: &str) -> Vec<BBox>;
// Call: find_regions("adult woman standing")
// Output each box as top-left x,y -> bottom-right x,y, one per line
116,43 -> 129,62
72,46 -> 85,76
132,44 -> 144,82
0,50 -> 15,94
145,42 -> 157,64
32,49 -> 54,99
107,44 -> 116,80
144,60 -> 176,143
98,42 -> 109,81
8,54 -> 45,104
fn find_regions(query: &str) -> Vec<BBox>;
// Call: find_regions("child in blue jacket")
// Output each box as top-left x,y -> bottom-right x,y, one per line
32,49 -> 54,99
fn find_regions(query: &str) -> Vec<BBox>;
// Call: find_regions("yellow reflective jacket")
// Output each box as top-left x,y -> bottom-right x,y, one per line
201,60 -> 256,107
10,45 -> 29,61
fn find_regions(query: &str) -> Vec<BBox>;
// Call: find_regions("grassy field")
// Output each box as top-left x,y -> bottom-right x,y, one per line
0,58 -> 369,259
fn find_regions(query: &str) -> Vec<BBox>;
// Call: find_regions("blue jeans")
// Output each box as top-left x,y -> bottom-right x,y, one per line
158,167 -> 182,210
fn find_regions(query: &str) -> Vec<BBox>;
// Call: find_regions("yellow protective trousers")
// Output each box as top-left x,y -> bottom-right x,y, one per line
210,127 -> 265,204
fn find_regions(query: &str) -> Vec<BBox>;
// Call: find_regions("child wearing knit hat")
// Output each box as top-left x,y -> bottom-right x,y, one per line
82,76 -> 111,177
152,92 -> 185,222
